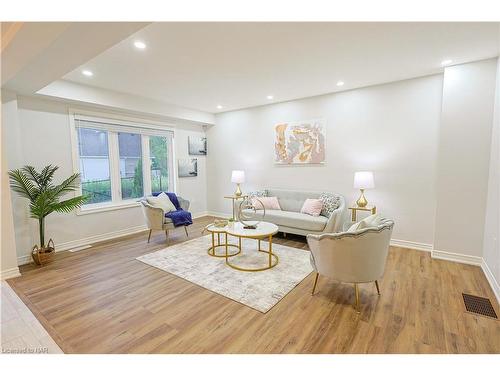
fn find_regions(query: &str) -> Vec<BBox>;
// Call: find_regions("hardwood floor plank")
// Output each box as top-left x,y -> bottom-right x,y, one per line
7,216 -> 500,353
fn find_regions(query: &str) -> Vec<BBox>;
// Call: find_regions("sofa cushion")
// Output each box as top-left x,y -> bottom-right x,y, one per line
319,192 -> 342,217
248,190 -> 268,199
147,192 -> 176,213
266,189 -> 322,212
300,198 -> 323,216
252,196 -> 281,210
243,209 -> 327,232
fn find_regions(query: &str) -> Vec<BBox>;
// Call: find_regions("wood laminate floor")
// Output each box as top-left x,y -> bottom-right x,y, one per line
7,216 -> 500,353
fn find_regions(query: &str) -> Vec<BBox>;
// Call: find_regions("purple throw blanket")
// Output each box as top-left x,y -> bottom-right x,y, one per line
152,192 -> 192,227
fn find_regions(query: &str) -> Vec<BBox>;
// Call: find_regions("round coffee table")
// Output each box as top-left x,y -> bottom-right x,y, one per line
225,221 -> 279,272
205,224 -> 241,258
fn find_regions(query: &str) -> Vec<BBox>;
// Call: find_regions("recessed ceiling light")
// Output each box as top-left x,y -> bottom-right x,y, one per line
134,41 -> 147,49
216,105 -> 223,109
336,81 -> 344,87
441,59 -> 453,66
267,95 -> 274,100
82,70 -> 93,77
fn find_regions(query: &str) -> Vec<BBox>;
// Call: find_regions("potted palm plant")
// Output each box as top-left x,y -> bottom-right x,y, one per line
8,165 -> 87,265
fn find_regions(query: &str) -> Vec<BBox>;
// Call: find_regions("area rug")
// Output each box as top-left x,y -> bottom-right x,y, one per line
136,235 -> 313,313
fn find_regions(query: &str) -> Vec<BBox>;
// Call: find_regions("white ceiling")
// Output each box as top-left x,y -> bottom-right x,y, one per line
63,22 -> 500,113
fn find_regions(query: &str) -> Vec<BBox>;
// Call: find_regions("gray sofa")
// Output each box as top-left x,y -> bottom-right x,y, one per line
243,189 -> 346,236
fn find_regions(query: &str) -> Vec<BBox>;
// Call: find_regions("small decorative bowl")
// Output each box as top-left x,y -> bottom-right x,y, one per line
213,219 -> 228,228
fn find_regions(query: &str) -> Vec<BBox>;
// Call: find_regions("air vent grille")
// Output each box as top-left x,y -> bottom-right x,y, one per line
462,293 -> 497,319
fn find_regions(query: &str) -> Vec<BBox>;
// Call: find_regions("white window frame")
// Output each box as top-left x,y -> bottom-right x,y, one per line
69,108 -> 176,215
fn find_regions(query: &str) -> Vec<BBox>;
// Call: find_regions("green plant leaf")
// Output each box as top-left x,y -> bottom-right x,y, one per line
50,195 -> 87,214
21,165 -> 43,185
8,169 -> 38,200
38,165 -> 59,187
28,190 -> 53,219
50,173 -> 82,197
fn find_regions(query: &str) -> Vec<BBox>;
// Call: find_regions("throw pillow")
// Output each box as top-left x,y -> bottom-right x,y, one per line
147,192 -> 176,213
363,213 -> 383,227
346,213 -> 382,233
248,190 -> 268,199
319,193 -> 341,217
252,196 -> 281,210
300,198 -> 323,217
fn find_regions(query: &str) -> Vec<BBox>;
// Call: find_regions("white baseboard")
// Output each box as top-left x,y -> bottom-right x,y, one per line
192,211 -> 209,219
481,259 -> 500,304
431,249 -> 483,266
1,267 -> 21,280
17,224 -> 148,265
207,211 -> 231,218
16,213 -> 212,266
390,239 -> 433,252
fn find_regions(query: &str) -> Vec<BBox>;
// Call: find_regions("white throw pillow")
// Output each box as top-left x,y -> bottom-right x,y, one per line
362,213 -> 383,227
346,213 -> 382,233
147,192 -> 176,213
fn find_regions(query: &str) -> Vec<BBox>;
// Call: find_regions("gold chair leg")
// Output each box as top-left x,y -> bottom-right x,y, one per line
165,229 -> 169,245
184,226 -> 189,237
311,272 -> 319,295
354,283 -> 360,313
375,280 -> 381,295
147,229 -> 152,243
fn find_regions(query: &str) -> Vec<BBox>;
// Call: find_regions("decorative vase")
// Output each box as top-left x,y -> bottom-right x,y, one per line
31,238 -> 55,265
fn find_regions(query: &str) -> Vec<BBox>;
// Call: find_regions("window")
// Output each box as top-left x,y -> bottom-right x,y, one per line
77,128 -> 112,204
118,132 -> 143,199
73,115 -> 174,212
149,135 -> 171,193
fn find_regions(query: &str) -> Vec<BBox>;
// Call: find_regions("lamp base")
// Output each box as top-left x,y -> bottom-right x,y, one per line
234,183 -> 242,197
356,189 -> 368,207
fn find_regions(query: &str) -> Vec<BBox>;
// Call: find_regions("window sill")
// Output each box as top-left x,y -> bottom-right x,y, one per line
76,200 -> 141,216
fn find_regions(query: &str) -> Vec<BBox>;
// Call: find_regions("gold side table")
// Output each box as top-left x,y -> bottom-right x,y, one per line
224,195 -> 248,220
205,224 -> 241,258
348,205 -> 376,222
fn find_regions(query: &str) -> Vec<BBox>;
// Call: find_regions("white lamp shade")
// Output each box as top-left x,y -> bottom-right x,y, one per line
353,171 -> 374,189
231,170 -> 245,184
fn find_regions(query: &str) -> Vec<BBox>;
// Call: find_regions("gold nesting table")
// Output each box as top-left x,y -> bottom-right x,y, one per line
206,221 -> 279,272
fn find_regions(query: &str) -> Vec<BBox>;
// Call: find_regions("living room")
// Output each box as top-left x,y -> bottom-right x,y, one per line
1,1 -> 499,372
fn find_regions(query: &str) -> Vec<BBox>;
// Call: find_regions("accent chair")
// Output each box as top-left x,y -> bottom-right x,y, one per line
306,218 -> 394,312
140,196 -> 190,243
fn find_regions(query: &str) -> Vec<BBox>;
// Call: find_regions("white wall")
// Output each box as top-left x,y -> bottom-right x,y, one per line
207,75 -> 444,247
434,59 -> 498,258
482,56 -> 500,300
3,94 -> 207,263
0,92 -> 21,279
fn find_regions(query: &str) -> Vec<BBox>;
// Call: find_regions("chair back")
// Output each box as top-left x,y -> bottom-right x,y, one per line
140,200 -> 164,230
307,219 -> 394,283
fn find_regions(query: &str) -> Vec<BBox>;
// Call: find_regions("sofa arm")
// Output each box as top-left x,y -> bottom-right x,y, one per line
178,196 -> 190,211
323,197 -> 347,233
140,201 -> 165,230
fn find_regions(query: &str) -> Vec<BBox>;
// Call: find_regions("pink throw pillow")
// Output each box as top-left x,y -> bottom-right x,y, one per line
252,197 -> 281,210
301,199 -> 323,217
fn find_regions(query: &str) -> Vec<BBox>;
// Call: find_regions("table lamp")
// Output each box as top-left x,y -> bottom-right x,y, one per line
353,171 -> 374,207
231,170 -> 245,197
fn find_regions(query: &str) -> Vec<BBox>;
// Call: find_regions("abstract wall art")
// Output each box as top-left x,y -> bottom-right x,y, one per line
188,136 -> 207,155
274,119 -> 325,164
178,158 -> 198,177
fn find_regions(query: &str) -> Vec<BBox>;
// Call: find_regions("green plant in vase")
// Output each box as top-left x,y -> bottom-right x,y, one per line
8,165 -> 87,265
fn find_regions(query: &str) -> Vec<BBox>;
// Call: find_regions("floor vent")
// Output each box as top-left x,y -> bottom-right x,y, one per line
462,293 -> 498,319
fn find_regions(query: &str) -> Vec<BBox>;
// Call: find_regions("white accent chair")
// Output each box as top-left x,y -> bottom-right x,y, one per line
140,197 -> 190,244
306,218 -> 394,312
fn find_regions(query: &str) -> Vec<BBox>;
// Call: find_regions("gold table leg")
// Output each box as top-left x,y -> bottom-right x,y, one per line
207,231 -> 240,258
225,235 -> 279,272
268,235 -> 272,267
